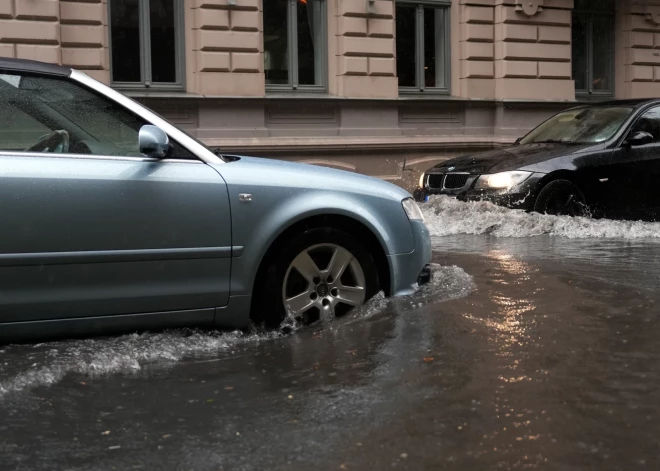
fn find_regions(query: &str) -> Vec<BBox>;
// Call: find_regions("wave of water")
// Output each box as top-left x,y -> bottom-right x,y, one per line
0,330 -> 264,398
0,265 -> 473,398
422,196 -> 660,239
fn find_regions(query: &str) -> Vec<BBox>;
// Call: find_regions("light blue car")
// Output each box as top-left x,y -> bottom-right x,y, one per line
0,58 -> 432,342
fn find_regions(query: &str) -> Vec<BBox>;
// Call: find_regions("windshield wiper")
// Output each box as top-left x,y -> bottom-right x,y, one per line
532,139 -> 577,145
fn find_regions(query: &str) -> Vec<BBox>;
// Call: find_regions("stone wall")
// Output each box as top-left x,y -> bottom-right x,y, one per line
618,1 -> 660,98
190,0 -> 263,96
0,0 -> 108,82
454,0 -> 574,100
335,0 -> 397,98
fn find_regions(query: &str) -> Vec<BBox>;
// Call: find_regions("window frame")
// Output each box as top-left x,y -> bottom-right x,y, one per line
396,0 -> 451,96
264,0 -> 328,93
572,3 -> 615,98
107,0 -> 186,91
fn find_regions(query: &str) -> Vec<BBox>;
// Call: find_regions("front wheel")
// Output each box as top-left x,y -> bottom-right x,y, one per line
533,179 -> 588,217
255,228 -> 379,329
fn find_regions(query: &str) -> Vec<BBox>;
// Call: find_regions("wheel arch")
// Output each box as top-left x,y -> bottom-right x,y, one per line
532,170 -> 587,203
250,214 -> 392,321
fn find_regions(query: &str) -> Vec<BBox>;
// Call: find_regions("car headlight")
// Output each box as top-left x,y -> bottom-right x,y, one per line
402,198 -> 425,221
474,171 -> 531,190
419,172 -> 427,188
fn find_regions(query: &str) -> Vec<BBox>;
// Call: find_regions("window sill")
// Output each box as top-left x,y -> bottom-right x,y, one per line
121,90 -> 200,99
575,93 -> 614,103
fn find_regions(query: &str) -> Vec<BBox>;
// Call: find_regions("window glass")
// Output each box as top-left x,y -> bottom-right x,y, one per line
111,0 -> 141,83
0,104 -> 50,151
264,0 -> 325,89
0,73 -> 194,158
150,0 -> 177,83
632,107 -> 660,143
396,6 -> 416,88
574,0 -> 614,12
297,0 -> 323,86
571,1 -> 614,95
520,107 -> 633,145
264,0 -> 289,85
396,2 -> 449,92
110,0 -> 181,88
592,15 -> 612,92
571,14 -> 587,92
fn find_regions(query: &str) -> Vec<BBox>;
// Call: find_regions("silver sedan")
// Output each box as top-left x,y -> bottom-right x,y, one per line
0,58 -> 432,342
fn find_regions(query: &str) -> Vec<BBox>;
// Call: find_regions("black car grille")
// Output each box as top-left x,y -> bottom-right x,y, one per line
444,174 -> 469,189
427,173 -> 470,190
428,174 -> 444,189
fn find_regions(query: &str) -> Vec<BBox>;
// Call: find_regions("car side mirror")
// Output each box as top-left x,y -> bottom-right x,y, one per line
139,125 -> 170,158
625,131 -> 654,147
514,137 -> 522,145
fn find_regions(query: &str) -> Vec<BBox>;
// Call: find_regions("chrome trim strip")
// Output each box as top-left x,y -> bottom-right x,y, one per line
0,151 -> 203,164
0,247 -> 232,267
442,172 -> 470,190
69,70 -> 223,165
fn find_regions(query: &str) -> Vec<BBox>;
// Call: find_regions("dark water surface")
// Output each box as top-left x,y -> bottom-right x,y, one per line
2,202 -> 660,470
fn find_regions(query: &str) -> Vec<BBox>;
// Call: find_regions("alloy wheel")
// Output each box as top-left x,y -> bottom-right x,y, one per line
282,243 -> 366,324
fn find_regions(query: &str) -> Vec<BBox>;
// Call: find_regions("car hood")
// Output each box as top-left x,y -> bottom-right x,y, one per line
214,155 -> 411,201
430,143 -> 595,174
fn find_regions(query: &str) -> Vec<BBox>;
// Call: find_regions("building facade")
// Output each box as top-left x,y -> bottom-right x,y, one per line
0,0 -> 658,191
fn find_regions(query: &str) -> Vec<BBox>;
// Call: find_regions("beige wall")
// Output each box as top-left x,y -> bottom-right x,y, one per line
2,0 -> 660,191
5,0 -> 660,99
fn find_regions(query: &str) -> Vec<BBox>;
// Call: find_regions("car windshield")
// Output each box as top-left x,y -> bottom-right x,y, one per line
519,106 -> 633,145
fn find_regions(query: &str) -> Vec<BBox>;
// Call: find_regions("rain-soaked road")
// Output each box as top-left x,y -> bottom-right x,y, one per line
2,197 -> 660,471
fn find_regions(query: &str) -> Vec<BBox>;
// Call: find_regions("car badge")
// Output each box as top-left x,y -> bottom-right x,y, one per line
447,166 -> 455,172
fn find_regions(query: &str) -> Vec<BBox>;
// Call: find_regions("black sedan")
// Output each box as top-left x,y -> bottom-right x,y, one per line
417,99 -> 660,220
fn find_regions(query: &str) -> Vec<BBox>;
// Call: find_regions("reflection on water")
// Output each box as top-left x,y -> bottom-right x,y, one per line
433,234 -> 660,292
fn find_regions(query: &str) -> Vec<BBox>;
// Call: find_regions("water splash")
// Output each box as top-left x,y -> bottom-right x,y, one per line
422,196 -> 660,239
0,266 -> 474,398
0,330 -> 272,398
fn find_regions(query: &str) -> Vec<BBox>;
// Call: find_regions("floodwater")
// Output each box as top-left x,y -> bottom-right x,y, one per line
2,196 -> 660,470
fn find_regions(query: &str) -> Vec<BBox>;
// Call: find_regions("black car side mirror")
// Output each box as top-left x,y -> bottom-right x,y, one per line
514,137 -> 522,145
625,131 -> 654,147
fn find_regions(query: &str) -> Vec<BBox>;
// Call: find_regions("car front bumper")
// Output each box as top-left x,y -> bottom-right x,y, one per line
387,219 -> 433,296
417,172 -> 546,211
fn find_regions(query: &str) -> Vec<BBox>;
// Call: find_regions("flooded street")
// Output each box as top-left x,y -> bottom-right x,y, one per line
2,198 -> 660,470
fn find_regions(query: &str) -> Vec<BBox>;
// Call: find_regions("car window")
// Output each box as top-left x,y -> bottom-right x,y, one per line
0,73 -> 195,159
520,106 -> 633,145
631,107 -> 660,143
0,99 -> 51,150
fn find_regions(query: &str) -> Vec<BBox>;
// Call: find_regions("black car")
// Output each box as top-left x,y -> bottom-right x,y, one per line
417,99 -> 660,220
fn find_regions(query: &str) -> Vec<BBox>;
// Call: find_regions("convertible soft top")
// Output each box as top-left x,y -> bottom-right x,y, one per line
0,57 -> 71,77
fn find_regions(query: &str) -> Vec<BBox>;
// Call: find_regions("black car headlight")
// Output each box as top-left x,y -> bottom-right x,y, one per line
419,172 -> 427,189
474,171 -> 532,191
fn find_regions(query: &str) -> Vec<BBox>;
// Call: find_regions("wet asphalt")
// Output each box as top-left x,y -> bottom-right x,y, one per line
2,234 -> 660,471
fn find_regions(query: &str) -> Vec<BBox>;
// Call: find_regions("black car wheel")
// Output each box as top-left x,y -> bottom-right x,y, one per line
534,179 -> 588,217
254,227 -> 379,329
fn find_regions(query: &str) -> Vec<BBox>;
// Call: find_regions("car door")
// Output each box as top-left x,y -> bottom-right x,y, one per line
607,106 -> 660,220
0,71 -> 231,324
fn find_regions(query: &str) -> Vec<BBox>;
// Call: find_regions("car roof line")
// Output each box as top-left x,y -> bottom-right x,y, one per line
0,57 -> 71,77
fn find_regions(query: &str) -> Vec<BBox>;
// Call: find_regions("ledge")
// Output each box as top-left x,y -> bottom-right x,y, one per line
204,135 -> 517,154
123,90 -> 578,105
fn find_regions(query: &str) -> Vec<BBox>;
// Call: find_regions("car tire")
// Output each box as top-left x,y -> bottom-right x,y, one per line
533,179 -> 588,217
254,227 -> 379,329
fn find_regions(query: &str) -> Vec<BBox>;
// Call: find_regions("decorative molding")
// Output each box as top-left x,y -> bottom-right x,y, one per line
646,5 -> 660,25
515,0 -> 544,17
265,105 -> 339,126
399,106 -> 462,125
